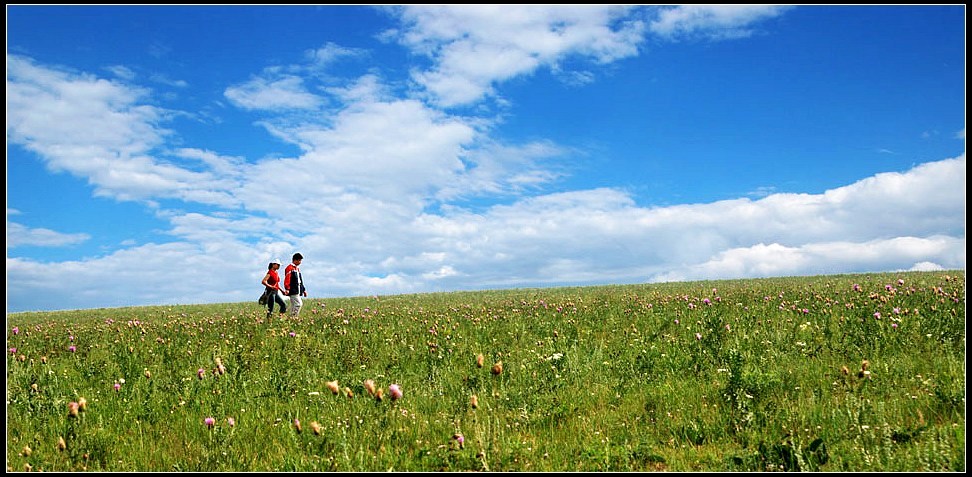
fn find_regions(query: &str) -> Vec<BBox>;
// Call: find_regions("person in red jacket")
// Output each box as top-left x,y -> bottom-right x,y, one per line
284,253 -> 307,317
261,258 -> 288,320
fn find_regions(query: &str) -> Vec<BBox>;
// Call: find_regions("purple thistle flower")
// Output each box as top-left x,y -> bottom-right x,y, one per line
68,345 -> 76,353
11,326 -> 19,335
204,417 -> 215,428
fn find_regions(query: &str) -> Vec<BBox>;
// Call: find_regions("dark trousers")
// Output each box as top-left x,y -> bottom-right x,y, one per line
267,290 -> 287,314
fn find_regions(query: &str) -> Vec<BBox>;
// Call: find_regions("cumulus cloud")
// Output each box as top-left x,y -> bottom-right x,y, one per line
5,222 -> 90,248
649,5 -> 791,41
224,75 -> 323,111
391,5 -> 646,107
6,55 -> 243,206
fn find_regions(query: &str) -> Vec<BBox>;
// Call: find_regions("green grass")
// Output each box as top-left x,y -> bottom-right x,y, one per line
6,271 -> 965,471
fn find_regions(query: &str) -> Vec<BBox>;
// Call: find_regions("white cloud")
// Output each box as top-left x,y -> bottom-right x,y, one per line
224,75 -> 323,111
6,55 -> 241,206
649,5 -> 791,41
392,5 -> 646,107
6,222 -> 90,248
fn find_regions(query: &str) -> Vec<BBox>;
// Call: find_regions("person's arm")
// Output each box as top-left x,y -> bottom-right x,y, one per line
261,272 -> 272,288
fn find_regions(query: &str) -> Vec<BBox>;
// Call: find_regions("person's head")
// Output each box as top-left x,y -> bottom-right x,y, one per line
268,258 -> 282,270
292,252 -> 303,264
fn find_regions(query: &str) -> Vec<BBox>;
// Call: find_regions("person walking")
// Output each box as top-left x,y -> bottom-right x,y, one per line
285,253 -> 307,317
261,258 -> 288,321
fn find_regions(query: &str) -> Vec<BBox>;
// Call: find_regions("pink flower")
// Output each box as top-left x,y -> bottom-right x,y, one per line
197,368 -> 206,379
873,312 -> 881,320
11,327 -> 19,335
114,383 -> 121,391
9,348 -> 16,355
695,333 -> 702,341
67,402 -> 80,417
891,323 -> 899,329
204,417 -> 215,428
227,417 -> 235,427
852,284 -> 861,292
68,345 -> 76,353
388,384 -> 403,401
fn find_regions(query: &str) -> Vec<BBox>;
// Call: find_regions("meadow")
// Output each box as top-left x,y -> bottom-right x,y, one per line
6,271 -> 965,472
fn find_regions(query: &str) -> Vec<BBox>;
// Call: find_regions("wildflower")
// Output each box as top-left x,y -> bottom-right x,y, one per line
852,284 -> 861,292
326,380 -> 340,395
491,361 -> 503,375
388,384 -> 403,401
11,326 -> 18,335
363,379 -> 377,396
293,419 -> 302,433
453,433 -> 465,449
476,353 -> 485,368
9,348 -> 16,355
344,387 -> 354,398
69,345 -> 77,353
22,445 -> 32,457
57,437 -> 67,451
197,368 -> 206,380
227,417 -> 235,427
144,369 -> 152,379
114,383 -> 121,392
897,279 -> 904,286
374,388 -> 384,401
470,394 -> 479,409
310,421 -> 322,435
873,312 -> 881,320
67,402 -> 80,417
891,323 -> 898,329
674,319 -> 679,325
695,333 -> 702,341
78,397 -> 87,411
204,417 -> 215,428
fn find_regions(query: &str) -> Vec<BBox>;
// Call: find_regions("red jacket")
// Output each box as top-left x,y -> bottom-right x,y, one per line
284,264 -> 305,296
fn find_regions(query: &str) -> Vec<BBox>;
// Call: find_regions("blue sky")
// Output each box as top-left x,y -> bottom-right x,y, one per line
6,5 -> 966,313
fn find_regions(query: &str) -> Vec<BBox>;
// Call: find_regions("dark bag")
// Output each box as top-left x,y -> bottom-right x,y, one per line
258,288 -> 272,305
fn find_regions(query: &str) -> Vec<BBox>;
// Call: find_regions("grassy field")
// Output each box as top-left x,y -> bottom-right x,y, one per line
6,271 -> 965,471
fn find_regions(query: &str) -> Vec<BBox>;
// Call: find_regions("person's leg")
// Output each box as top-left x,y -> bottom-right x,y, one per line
276,291 -> 288,316
290,294 -> 303,317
